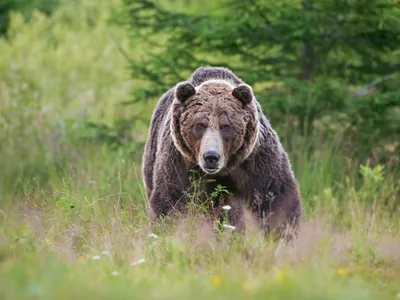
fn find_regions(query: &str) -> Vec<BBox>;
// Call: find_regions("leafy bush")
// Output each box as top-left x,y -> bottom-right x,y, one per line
0,0 -> 60,36
0,0 -> 134,196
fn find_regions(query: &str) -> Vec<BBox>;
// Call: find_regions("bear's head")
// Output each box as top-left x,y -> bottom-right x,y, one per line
171,79 -> 259,175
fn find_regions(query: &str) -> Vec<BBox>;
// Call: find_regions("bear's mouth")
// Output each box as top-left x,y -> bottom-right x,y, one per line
203,167 -> 220,174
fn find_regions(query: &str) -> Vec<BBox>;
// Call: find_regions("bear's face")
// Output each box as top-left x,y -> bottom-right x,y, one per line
171,80 -> 259,175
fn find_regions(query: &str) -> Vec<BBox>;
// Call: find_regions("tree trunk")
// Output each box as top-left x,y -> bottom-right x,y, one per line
299,0 -> 314,81
298,1 -> 315,136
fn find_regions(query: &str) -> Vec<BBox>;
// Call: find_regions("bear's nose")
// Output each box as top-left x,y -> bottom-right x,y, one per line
203,151 -> 220,167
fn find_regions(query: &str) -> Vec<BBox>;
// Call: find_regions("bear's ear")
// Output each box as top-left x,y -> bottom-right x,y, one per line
232,84 -> 254,105
175,81 -> 196,103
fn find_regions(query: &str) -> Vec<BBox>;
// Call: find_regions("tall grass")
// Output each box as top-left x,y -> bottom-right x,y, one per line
0,0 -> 399,299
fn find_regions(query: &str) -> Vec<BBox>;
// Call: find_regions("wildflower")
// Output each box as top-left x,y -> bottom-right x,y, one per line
337,267 -> 350,277
148,233 -> 158,239
101,251 -> 110,256
223,224 -> 236,231
212,275 -> 222,287
222,205 -> 232,211
112,271 -> 119,276
92,255 -> 101,260
273,269 -> 286,282
131,258 -> 146,266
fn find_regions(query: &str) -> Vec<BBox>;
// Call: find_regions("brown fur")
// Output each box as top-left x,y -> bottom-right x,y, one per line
142,66 -> 301,238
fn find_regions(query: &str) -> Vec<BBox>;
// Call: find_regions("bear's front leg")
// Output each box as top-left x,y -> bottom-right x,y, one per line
149,183 -> 188,222
148,154 -> 191,223
251,185 -> 301,240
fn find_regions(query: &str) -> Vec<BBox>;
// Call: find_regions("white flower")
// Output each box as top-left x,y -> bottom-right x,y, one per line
112,271 -> 119,276
101,250 -> 110,256
92,255 -> 101,260
223,224 -> 236,231
131,258 -> 146,266
148,233 -> 158,239
222,205 -> 232,211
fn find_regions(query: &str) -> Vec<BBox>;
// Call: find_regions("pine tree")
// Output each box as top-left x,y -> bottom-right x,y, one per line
122,0 -> 399,160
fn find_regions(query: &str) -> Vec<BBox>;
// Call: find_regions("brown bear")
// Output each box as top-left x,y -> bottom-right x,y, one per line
142,66 -> 301,238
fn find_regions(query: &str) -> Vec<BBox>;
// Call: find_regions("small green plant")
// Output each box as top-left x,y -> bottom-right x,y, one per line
55,196 -> 76,219
357,162 -> 396,207
183,169 -> 237,237
184,169 -> 230,215
359,163 -> 385,188
210,184 -> 230,201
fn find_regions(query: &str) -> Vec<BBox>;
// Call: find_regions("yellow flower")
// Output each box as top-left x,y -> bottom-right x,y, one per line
337,267 -> 350,277
212,275 -> 222,287
274,269 -> 286,282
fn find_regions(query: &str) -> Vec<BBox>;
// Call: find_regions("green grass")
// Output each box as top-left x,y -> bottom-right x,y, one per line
0,0 -> 399,299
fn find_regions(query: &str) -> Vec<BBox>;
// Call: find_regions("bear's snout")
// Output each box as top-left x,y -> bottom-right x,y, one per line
203,151 -> 220,169
198,129 -> 225,174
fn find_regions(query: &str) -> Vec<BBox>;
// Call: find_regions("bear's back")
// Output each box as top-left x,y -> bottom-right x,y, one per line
189,66 -> 243,87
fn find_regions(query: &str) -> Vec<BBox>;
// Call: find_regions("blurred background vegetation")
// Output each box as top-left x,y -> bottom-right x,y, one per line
0,0 -> 399,215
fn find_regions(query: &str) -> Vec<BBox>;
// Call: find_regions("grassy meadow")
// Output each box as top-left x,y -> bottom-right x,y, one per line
0,0 -> 399,299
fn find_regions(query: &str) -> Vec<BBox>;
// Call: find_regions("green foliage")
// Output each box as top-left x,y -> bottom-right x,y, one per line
0,0 -> 60,36
359,163 -> 385,187
184,169 -> 230,214
122,0 -> 400,163
0,0 -> 136,196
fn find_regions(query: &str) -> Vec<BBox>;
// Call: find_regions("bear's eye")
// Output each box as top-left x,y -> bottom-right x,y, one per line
196,123 -> 207,130
220,124 -> 231,131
